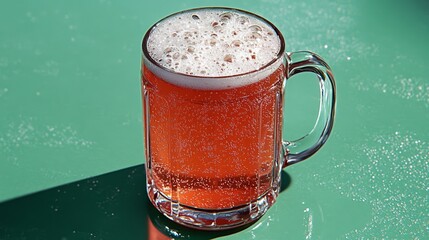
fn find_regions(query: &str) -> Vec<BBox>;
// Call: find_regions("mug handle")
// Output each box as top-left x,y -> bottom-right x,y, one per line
282,51 -> 337,167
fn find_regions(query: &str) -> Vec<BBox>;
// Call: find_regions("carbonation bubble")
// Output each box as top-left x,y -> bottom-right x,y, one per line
192,14 -> 200,20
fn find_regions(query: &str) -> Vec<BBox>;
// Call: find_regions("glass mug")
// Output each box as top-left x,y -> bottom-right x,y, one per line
141,7 -> 336,230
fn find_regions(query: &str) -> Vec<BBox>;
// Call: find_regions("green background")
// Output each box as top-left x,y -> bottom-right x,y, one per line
0,0 -> 428,239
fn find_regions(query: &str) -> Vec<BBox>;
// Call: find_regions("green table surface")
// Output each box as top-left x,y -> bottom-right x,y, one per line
1,0 -> 428,239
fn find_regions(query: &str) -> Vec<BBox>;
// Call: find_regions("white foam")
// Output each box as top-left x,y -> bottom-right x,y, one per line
144,9 -> 283,90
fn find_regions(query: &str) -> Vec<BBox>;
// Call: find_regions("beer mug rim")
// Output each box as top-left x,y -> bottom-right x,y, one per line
142,7 -> 286,88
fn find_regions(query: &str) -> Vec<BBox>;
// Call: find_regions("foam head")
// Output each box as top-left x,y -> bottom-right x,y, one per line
143,8 -> 283,89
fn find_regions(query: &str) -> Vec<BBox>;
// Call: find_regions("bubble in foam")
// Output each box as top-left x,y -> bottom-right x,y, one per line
163,47 -> 175,54
219,12 -> 233,22
224,54 -> 234,63
237,16 -> 249,25
247,32 -> 263,41
145,8 -> 281,89
211,21 -> 222,32
187,46 -> 195,53
249,25 -> 262,32
231,40 -> 242,47
206,38 -> 217,46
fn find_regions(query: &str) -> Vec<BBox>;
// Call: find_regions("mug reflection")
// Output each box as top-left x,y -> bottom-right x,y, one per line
146,171 -> 291,239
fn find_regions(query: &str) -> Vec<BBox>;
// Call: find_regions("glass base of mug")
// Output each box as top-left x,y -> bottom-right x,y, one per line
147,182 -> 279,230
